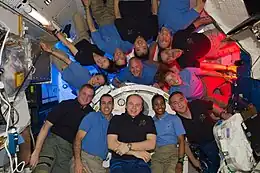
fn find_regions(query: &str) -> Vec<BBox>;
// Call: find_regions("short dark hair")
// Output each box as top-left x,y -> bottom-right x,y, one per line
79,84 -> 94,93
93,73 -> 108,86
133,48 -> 149,61
102,59 -> 119,73
100,94 -> 114,106
152,94 -> 165,105
169,91 -> 185,103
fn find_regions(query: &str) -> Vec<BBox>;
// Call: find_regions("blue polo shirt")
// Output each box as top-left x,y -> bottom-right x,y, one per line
91,24 -> 133,55
79,111 -> 109,160
61,62 -> 92,90
153,112 -> 186,147
114,62 -> 158,85
158,0 -> 199,33
169,68 -> 204,101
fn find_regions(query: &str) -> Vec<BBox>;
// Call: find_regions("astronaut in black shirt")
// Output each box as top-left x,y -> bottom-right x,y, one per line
169,91 -> 232,173
30,84 -> 94,173
107,94 -> 157,173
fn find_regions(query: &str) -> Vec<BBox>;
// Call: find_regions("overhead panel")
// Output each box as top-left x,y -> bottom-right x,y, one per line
74,0 -> 85,16
53,1 -> 78,26
30,0 -> 78,26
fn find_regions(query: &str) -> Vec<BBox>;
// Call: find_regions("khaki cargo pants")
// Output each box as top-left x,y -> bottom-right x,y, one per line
33,133 -> 73,173
90,0 -> 115,27
151,144 -> 179,173
70,151 -> 106,173
73,0 -> 115,35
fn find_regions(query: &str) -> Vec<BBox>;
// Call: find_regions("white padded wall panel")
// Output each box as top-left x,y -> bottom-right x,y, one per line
91,84 -> 176,117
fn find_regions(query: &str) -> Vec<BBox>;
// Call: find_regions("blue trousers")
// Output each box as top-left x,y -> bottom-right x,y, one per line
200,141 -> 220,173
110,158 -> 151,173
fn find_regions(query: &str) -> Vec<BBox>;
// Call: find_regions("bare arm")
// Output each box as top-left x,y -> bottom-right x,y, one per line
193,16 -> 213,28
51,50 -> 72,65
194,0 -> 205,13
107,134 -> 121,151
130,134 -> 156,151
114,0 -> 121,19
85,6 -> 97,32
112,78 -> 125,88
212,104 -> 224,116
185,141 -> 197,163
33,121 -> 53,154
198,70 -> 223,78
40,42 -> 71,65
178,135 -> 185,159
55,32 -> 78,56
74,130 -> 87,162
151,0 -> 158,15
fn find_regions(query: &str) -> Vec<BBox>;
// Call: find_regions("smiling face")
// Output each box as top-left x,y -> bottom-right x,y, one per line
94,54 -> 110,69
126,95 -> 143,117
114,48 -> 127,66
165,72 -> 182,86
129,58 -> 143,77
134,36 -> 148,57
169,93 -> 188,114
89,74 -> 106,87
152,96 -> 166,117
100,95 -> 114,117
158,27 -> 172,49
160,49 -> 183,65
77,86 -> 94,107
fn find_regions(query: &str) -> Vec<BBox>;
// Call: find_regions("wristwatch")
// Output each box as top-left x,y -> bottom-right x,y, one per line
127,143 -> 132,150
178,157 -> 184,165
51,29 -> 60,35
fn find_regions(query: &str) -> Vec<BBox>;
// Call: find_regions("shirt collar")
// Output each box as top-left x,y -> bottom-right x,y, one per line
154,112 -> 168,121
124,112 -> 143,120
177,104 -> 192,120
75,98 -> 92,113
100,111 -> 112,121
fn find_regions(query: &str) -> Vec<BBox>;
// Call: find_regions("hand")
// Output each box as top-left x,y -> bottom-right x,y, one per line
198,16 -> 213,25
153,83 -> 160,89
82,0 -> 90,7
115,143 -> 129,156
74,160 -> 89,173
169,65 -> 180,74
43,24 -> 55,32
192,159 -> 202,170
133,151 -> 151,162
29,151 -> 39,169
118,83 -> 127,88
40,42 -> 53,53
175,163 -> 183,173
223,74 -> 237,82
220,110 -> 232,120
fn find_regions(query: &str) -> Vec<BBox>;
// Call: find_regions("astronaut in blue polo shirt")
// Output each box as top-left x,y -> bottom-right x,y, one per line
158,0 -> 205,34
151,94 -> 186,173
71,94 -> 114,173
112,57 -> 159,88
40,42 -> 107,90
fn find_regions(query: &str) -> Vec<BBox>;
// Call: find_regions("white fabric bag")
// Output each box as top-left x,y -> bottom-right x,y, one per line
213,113 -> 256,172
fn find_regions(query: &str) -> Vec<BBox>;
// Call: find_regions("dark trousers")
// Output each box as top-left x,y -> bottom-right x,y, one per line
110,158 -> 151,173
199,141 -> 220,173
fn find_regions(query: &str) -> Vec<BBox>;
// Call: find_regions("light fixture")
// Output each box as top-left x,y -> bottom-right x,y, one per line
44,0 -> 53,6
18,1 -> 50,26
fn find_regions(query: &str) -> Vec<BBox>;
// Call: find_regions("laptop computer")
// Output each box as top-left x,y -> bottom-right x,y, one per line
227,0 -> 260,35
